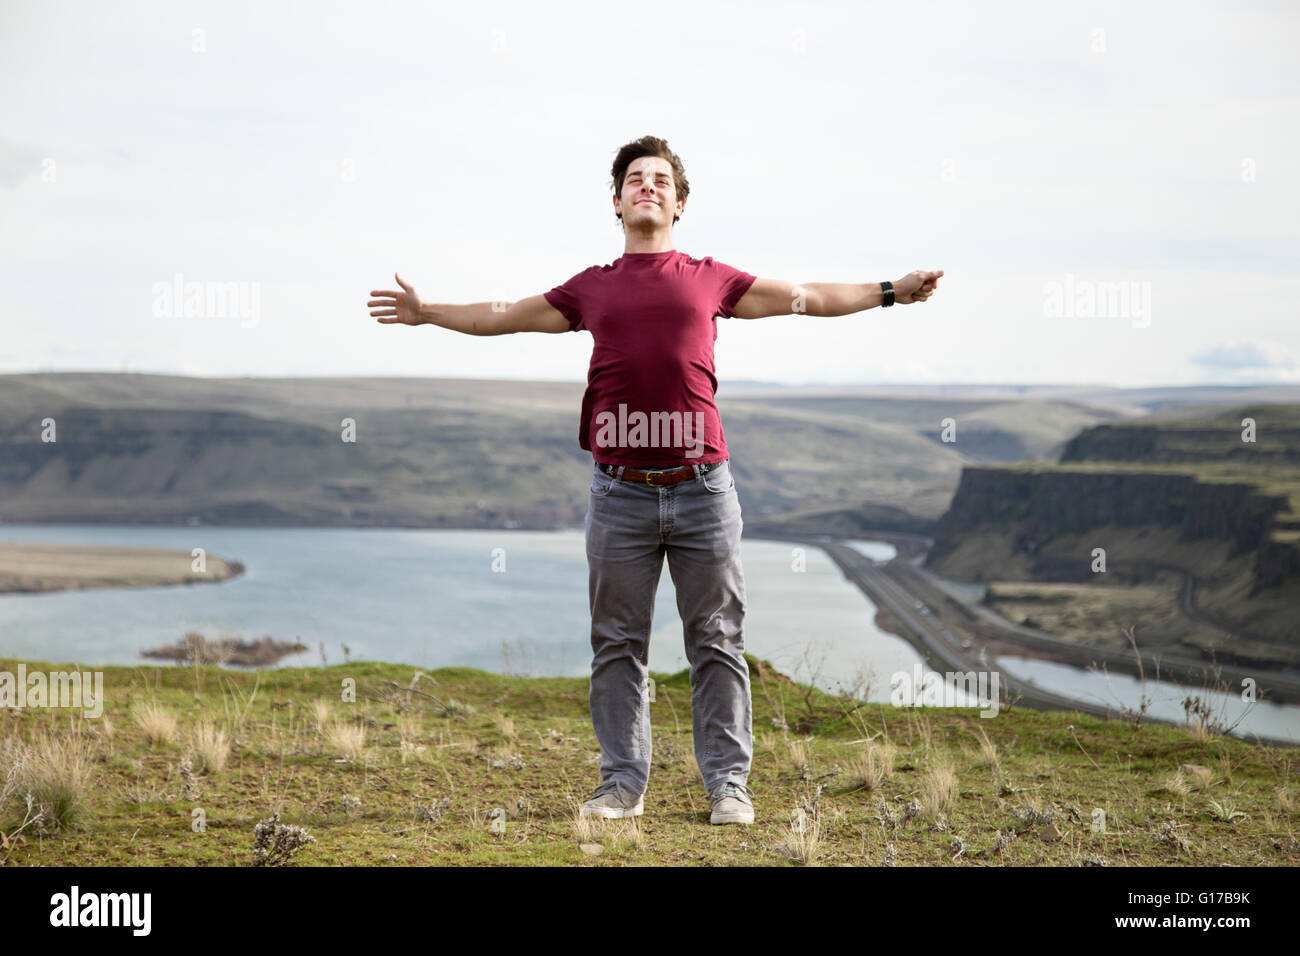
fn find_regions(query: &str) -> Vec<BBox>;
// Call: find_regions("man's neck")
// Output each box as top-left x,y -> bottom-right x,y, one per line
622,229 -> 675,255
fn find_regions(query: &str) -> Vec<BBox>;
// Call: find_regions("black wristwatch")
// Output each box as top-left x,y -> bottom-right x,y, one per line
880,280 -> 895,307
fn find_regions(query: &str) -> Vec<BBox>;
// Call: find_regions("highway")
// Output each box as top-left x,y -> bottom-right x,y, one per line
746,529 -> 1298,747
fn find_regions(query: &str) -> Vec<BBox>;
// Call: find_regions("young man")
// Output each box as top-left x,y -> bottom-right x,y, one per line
368,135 -> 942,826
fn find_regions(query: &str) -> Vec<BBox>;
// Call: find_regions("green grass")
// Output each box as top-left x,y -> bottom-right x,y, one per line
1,656 -> 1296,866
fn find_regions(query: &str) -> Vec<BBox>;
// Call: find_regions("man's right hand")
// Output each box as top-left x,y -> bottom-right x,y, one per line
369,273 -> 424,325
367,279 -> 572,335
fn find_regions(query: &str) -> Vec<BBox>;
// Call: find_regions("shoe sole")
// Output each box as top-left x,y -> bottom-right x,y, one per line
710,810 -> 755,825
581,803 -> 644,820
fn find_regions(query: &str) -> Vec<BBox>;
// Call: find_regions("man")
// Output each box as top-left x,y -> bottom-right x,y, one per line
368,135 -> 942,826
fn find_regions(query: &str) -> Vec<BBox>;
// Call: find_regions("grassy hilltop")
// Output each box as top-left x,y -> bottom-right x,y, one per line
2,657 -> 1296,867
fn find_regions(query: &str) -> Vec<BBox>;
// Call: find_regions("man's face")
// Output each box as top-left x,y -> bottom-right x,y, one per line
615,156 -> 683,228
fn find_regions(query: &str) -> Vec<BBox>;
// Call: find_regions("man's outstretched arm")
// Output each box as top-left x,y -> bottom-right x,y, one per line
730,269 -> 944,319
368,273 -> 570,335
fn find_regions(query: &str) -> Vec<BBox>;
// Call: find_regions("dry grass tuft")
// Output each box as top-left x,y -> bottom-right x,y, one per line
17,729 -> 97,832
311,699 -> 331,730
920,756 -> 958,817
776,805 -> 822,865
132,702 -> 178,748
570,797 -> 598,844
191,720 -> 231,774
785,737 -> 812,778
850,739 -> 896,791
1163,769 -> 1192,798
567,794 -> 644,855
493,712 -> 518,745
974,726 -> 1001,772
323,719 -> 367,761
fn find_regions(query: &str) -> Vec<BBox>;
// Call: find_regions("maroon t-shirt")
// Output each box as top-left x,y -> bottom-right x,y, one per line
544,250 -> 756,468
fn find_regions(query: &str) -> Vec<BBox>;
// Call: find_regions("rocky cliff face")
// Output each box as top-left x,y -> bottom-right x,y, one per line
929,468 -> 1288,564
1060,415 -> 1300,465
1255,535 -> 1300,589
927,410 -> 1300,656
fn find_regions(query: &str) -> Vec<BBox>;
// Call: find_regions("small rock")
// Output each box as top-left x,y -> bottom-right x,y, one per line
415,797 -> 449,823
579,843 -> 603,856
1180,764 -> 1212,789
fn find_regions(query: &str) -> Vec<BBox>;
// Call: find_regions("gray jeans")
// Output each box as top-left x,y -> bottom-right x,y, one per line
585,458 -> 752,800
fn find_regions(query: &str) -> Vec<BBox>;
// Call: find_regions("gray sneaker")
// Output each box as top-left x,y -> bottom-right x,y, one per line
581,781 -> 644,819
709,782 -> 755,825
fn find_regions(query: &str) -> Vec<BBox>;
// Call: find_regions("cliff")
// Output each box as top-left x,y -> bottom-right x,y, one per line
1060,405 -> 1300,465
926,407 -> 1300,669
930,468 -> 1288,562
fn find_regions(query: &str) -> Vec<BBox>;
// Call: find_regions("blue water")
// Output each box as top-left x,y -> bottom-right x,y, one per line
2,524 -> 1296,742
0,524 -> 923,702
998,655 -> 1299,744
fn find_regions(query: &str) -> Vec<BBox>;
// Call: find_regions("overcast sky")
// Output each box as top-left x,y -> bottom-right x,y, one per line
1,0 -> 1297,386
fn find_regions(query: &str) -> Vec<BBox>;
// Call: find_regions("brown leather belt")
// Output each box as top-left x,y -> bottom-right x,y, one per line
598,460 -> 724,487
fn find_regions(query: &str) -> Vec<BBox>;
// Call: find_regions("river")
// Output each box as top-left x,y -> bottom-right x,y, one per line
0,523 -> 1295,743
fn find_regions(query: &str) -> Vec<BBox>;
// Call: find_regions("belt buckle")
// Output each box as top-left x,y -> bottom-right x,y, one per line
643,469 -> 668,486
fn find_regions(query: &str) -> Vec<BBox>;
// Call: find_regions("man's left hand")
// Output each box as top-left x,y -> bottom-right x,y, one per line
893,269 -> 944,304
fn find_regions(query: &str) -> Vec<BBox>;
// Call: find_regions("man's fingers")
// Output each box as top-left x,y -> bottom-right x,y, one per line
395,272 -> 412,291
368,299 -> 397,307
371,290 -> 401,298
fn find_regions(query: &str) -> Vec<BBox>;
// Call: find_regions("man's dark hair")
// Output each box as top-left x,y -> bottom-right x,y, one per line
610,135 -> 690,229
